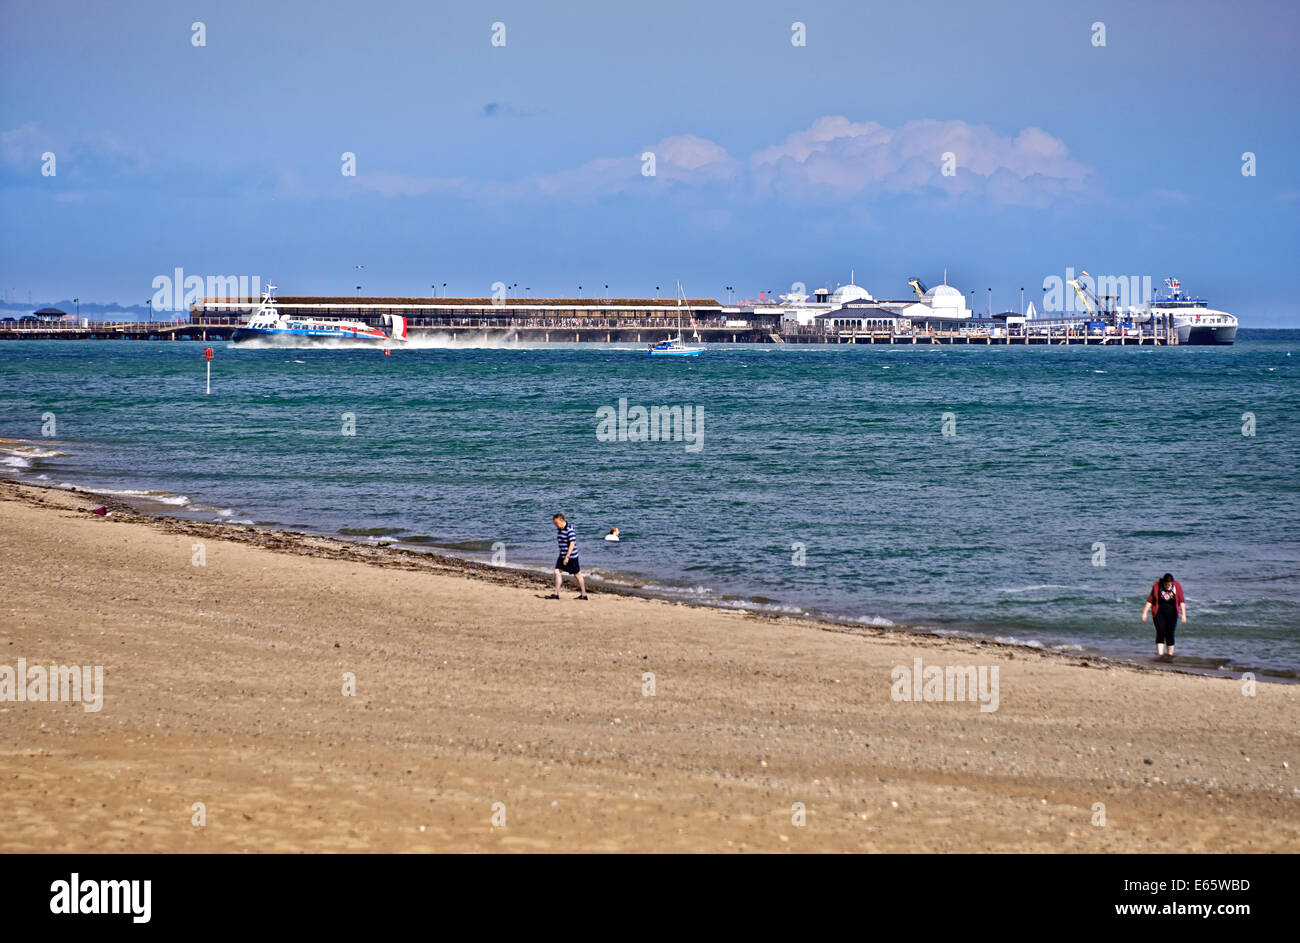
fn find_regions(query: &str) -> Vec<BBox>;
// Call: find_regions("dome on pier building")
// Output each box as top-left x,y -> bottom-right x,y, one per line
831,283 -> 874,306
919,283 -> 971,319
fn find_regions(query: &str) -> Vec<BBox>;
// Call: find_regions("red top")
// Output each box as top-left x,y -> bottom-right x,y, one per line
1147,580 -> 1185,608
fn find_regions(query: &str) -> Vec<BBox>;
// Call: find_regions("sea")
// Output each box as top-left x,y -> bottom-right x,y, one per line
3,330 -> 1297,678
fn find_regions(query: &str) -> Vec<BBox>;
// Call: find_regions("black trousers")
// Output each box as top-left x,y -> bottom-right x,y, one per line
1154,610 -> 1177,646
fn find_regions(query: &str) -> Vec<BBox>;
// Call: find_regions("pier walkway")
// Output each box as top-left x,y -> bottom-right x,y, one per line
0,314 -> 1176,346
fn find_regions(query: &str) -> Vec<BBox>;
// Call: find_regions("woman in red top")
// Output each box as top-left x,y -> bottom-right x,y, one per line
1140,572 -> 1187,659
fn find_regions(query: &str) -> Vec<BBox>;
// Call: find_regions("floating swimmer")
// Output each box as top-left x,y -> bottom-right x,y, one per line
604,526 -> 620,542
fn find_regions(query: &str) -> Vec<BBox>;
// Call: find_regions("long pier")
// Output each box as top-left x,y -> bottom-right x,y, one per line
0,321 -> 1176,345
0,300 -> 1177,345
0,320 -> 218,341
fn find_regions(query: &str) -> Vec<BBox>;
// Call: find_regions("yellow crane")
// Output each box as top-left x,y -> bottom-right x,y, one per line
907,277 -> 927,299
1067,273 -> 1100,319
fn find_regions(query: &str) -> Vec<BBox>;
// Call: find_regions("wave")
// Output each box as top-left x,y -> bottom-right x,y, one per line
0,440 -> 69,470
400,332 -> 530,350
993,635 -> 1045,648
91,487 -> 191,507
0,445 -> 66,459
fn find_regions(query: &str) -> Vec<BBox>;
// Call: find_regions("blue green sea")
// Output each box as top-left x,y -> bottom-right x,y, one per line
3,331 -> 1297,677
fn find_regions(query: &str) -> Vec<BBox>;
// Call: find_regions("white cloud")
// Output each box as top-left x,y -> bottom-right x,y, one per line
357,133 -> 740,203
1,121 -> 150,176
348,117 -> 1089,208
751,116 -> 1091,204
0,121 -> 53,171
655,134 -> 736,177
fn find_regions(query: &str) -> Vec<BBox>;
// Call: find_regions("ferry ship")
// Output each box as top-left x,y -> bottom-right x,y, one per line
1150,278 -> 1237,346
231,286 -> 407,345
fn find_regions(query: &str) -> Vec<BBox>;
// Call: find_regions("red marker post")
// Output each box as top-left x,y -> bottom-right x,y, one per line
203,347 -> 214,395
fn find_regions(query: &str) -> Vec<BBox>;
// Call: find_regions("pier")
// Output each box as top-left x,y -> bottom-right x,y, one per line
0,297 -> 1178,345
0,320 -> 222,341
795,315 -> 1177,345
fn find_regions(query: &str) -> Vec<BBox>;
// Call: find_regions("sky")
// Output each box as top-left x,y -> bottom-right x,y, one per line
1,0 -> 1297,324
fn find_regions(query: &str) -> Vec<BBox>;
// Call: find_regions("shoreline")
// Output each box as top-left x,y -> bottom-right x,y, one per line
1,475 -> 1264,685
2,477 -> 1297,852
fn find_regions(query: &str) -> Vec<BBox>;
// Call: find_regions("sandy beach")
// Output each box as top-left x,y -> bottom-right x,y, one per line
1,478 -> 1296,853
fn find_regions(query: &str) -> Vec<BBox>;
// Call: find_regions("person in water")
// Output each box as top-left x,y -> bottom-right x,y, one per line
604,526 -> 620,542
548,513 -> 587,600
1140,572 -> 1186,658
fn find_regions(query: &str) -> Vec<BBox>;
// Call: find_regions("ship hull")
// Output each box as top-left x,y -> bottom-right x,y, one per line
231,326 -> 388,345
1177,324 -> 1237,346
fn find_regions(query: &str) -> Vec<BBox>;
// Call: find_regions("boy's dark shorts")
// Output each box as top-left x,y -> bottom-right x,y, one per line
555,556 -> 581,574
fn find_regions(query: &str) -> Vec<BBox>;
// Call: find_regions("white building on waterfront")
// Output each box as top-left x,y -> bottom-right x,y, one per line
758,271 -> 975,331
776,273 -> 877,327
891,282 -> 973,328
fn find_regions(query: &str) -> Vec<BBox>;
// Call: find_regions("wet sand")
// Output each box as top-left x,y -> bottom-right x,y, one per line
1,479 -> 1296,852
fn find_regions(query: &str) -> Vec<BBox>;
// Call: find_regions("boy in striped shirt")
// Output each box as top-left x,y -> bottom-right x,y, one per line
549,513 -> 588,599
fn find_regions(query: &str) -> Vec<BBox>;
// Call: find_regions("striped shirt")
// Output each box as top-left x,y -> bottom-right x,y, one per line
556,524 -> 577,558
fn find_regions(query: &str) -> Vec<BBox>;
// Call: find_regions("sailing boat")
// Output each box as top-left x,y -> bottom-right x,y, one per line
646,281 -> 705,356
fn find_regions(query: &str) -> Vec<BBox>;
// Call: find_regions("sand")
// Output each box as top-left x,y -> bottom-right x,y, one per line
0,479 -> 1296,853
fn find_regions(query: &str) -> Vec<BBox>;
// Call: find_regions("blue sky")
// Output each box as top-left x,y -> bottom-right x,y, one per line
1,0 -> 1297,324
